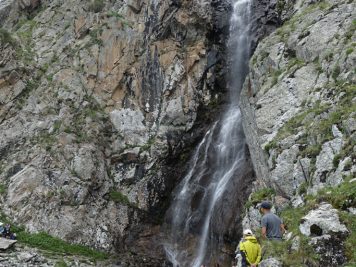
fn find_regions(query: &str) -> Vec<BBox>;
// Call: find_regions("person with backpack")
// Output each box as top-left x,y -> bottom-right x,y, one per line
259,201 -> 285,241
236,229 -> 262,267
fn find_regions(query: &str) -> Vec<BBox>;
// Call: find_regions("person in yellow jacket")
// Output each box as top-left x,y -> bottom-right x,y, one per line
237,229 -> 262,267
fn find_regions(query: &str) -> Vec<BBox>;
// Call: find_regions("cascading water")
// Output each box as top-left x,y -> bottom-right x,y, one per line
164,0 -> 252,266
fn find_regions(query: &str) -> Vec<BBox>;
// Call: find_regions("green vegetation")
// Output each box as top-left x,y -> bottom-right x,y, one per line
246,188 -> 275,208
53,120 -> 62,133
332,65 -> 341,80
306,177 -> 356,264
313,57 -> 323,74
264,140 -> 277,154
344,19 -> 356,43
0,214 -> 108,261
300,144 -> 322,158
16,78 -> 41,108
324,51 -> 334,62
271,69 -> 283,87
15,19 -> 37,64
267,57 -> 305,91
0,184 -> 6,195
62,95 -> 106,143
107,12 -> 132,28
298,182 -> 308,195
88,28 -> 103,46
275,1 -> 331,43
0,28 -> 15,46
261,237 -> 319,267
340,211 -> 356,265
54,261 -> 68,267
18,232 -> 108,260
109,191 -> 131,206
140,137 -> 156,152
308,176 -> 356,211
35,132 -> 57,151
346,48 -> 354,55
258,177 -> 356,265
89,0 -> 105,13
267,83 -> 356,174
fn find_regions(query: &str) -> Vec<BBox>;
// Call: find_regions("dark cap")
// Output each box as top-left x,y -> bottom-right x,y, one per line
260,201 -> 272,209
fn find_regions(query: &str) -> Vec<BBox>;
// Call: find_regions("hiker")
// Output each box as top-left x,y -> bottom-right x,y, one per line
236,229 -> 261,267
3,224 -> 11,239
2,224 -> 16,240
259,201 -> 285,241
0,223 -> 4,236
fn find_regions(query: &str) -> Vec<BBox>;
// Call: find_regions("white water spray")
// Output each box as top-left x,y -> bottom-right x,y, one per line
164,0 -> 252,266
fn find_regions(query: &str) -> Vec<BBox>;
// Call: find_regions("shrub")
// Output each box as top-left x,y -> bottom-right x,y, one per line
332,65 -> 341,80
346,48 -> 354,55
109,191 -> 131,206
89,0 -> 105,13
0,28 -> 15,46
300,144 -> 322,158
246,188 -> 275,208
0,184 -> 6,195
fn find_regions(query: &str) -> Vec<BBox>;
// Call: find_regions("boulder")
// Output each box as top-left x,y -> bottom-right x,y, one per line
309,234 -> 347,266
299,203 -> 348,237
0,238 -> 16,250
18,0 -> 41,11
300,203 -> 349,266
259,258 -> 282,267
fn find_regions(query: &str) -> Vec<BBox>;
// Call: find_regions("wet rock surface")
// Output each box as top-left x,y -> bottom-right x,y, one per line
0,0 -> 232,263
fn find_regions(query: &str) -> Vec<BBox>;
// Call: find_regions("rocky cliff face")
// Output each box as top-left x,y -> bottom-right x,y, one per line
240,0 -> 355,266
0,0 -> 233,264
1,0 -> 354,266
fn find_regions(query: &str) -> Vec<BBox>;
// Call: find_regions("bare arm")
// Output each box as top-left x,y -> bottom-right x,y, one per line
280,223 -> 286,234
261,226 -> 267,239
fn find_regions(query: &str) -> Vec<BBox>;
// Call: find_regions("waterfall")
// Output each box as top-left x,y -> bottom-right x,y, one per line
164,0 -> 252,266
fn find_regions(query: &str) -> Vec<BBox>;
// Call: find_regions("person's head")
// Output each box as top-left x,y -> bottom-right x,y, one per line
243,229 -> 253,237
259,201 -> 272,214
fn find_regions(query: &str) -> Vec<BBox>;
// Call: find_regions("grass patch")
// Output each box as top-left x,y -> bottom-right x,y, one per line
109,191 -> 136,207
267,83 -> 356,173
332,65 -> 341,80
346,48 -> 354,55
261,238 -> 319,267
18,232 -> 108,260
340,211 -> 356,264
0,184 -> 7,195
16,78 -> 41,108
140,137 -> 156,152
54,260 -> 68,267
261,178 -> 356,265
0,213 -> 108,261
15,19 -> 37,64
309,176 -> 356,210
275,1 -> 331,43
300,144 -> 322,158
0,28 -> 16,46
88,28 -> 103,46
65,95 -> 106,143
271,69 -> 282,87
264,140 -> 278,154
246,188 -> 275,208
34,132 -> 57,151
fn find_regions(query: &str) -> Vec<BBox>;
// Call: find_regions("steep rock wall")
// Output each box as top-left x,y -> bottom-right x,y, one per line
240,0 -> 355,265
0,0 -> 232,263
